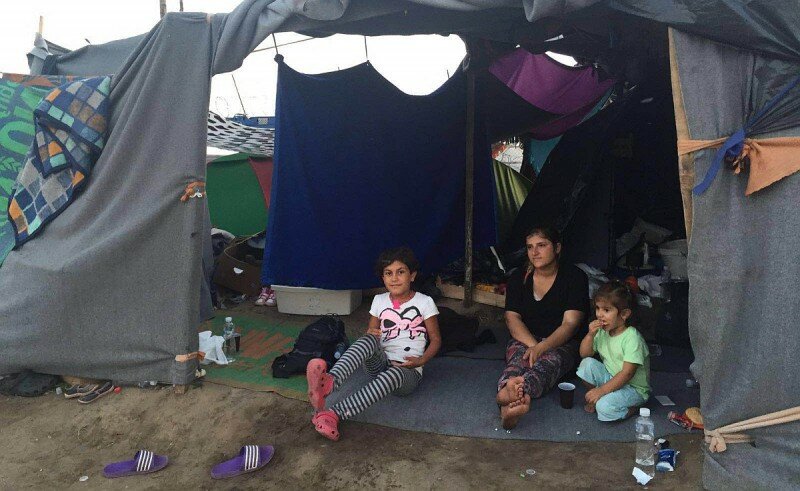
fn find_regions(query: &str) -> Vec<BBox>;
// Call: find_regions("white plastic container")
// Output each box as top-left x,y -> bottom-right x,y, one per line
271,285 -> 362,315
659,239 -> 688,279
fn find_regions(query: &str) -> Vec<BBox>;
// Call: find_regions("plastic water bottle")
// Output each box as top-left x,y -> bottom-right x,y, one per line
223,316 -> 235,353
635,408 -> 656,478
333,341 -> 348,360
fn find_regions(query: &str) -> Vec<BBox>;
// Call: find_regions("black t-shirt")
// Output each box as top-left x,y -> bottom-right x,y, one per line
504,263 -> 589,343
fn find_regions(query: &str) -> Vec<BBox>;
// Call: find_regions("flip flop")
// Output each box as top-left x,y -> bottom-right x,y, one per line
103,450 -> 169,478
311,410 -> 340,441
64,384 -> 99,399
211,445 -> 275,479
78,381 -> 114,404
306,358 -> 333,412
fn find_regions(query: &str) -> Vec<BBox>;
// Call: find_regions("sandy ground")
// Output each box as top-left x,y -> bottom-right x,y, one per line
0,298 -> 704,490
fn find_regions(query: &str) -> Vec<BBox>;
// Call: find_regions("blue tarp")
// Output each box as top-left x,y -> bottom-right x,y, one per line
262,60 -> 496,289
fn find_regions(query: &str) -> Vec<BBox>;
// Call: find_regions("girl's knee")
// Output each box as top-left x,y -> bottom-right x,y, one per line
595,397 -> 626,422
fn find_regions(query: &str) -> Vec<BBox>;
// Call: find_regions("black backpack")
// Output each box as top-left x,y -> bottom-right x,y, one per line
272,314 -> 348,378
437,307 -> 480,353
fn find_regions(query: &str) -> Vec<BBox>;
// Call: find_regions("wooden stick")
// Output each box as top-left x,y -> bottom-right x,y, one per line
463,67 -> 476,308
38,16 -> 44,35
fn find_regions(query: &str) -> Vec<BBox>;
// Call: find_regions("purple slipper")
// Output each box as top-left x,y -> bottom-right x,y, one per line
211,445 -> 275,479
103,450 -> 168,478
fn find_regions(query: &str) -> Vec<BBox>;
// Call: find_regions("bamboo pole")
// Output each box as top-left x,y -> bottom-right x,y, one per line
463,68 -> 476,308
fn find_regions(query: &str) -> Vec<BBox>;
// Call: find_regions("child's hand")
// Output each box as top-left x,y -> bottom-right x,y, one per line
367,325 -> 382,337
585,387 -> 604,404
588,319 -> 605,335
393,357 -> 424,369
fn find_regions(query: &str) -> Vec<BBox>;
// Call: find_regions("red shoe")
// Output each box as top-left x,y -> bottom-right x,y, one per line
306,358 -> 333,412
311,410 -> 340,441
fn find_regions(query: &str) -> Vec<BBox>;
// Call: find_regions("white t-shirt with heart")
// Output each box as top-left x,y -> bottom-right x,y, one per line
370,292 -> 439,371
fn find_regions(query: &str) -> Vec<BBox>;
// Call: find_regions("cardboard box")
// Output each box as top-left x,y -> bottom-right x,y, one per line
213,241 -> 262,297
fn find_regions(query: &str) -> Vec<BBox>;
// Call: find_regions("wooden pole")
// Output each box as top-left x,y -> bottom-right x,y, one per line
463,68 -> 476,308
159,0 -> 167,18
38,16 -> 44,36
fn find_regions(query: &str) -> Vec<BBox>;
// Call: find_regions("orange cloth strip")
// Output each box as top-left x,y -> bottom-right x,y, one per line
677,136 -> 800,195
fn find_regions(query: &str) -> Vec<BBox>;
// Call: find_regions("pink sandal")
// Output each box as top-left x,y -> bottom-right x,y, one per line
306,358 -> 333,412
311,410 -> 340,441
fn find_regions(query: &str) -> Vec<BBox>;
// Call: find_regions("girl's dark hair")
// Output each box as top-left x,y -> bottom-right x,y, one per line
374,247 -> 420,277
526,226 -> 561,247
593,280 -> 636,315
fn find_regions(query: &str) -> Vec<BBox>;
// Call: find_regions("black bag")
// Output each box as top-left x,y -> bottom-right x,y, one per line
437,307 -> 481,354
272,314 -> 348,378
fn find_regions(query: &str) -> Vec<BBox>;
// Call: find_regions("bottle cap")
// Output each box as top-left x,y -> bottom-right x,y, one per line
640,407 -> 650,417
225,317 -> 232,322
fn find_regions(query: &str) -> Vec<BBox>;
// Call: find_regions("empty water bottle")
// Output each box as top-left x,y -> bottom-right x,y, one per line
222,317 -> 235,353
635,408 -> 656,479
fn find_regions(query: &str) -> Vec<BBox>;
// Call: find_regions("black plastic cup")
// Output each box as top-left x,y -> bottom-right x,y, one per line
558,382 -> 576,409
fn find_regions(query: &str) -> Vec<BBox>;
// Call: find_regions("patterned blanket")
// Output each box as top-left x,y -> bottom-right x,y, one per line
8,76 -> 110,246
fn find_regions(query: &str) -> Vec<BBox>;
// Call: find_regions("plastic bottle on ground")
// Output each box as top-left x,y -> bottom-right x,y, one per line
223,317 -> 235,351
634,407 -> 656,479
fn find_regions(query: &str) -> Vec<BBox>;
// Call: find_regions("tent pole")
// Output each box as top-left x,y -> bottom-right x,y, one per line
463,68 -> 476,308
159,0 -> 167,19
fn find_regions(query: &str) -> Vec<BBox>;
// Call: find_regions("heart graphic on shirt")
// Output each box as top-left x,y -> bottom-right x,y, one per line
379,306 -> 426,342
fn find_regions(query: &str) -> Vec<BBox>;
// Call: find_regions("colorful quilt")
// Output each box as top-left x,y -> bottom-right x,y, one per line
8,76 -> 110,246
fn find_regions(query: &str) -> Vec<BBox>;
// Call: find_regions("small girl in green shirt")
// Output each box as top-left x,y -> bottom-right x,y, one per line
577,281 -> 650,421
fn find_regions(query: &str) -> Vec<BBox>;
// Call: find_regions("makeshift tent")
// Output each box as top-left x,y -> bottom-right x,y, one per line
206,153 -> 272,237
5,2 -> 800,487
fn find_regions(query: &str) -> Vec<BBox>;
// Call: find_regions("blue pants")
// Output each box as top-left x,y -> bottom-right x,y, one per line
576,357 -> 647,421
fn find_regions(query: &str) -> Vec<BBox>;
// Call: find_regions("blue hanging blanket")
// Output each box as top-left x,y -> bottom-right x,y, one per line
262,60 -> 496,289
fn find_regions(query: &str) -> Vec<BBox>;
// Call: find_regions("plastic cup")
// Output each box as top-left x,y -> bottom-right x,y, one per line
558,382 -> 576,409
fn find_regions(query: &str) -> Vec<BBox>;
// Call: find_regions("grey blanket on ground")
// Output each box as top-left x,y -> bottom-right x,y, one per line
327,357 -> 700,442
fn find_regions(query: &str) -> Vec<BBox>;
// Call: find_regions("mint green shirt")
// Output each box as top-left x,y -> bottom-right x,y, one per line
593,326 -> 651,399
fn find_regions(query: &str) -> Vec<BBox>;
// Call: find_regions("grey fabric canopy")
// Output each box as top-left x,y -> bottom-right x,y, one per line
4,1 -> 799,488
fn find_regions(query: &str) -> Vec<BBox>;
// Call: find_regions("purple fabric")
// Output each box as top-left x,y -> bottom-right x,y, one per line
529,98 -> 600,140
489,49 -> 614,120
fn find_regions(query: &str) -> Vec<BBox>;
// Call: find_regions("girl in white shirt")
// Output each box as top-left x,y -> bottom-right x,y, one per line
306,247 -> 441,441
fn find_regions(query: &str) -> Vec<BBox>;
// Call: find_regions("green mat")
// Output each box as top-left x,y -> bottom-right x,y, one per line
200,314 -> 307,401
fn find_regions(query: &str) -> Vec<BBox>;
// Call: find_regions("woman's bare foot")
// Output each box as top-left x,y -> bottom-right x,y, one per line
584,403 -> 596,414
496,376 -> 525,406
501,394 -> 531,429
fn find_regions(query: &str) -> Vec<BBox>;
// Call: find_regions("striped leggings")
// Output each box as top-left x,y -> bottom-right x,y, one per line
328,335 -> 422,421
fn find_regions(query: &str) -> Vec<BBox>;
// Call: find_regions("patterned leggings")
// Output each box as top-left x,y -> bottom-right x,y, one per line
497,339 -> 578,399
329,335 -> 422,420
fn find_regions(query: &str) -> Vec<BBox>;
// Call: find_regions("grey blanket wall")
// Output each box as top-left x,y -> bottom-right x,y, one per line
672,30 -> 800,489
0,0 -> 312,384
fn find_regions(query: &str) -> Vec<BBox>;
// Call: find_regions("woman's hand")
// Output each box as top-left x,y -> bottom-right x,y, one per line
585,387 -> 604,405
524,342 -> 549,367
392,356 -> 424,369
588,319 -> 605,335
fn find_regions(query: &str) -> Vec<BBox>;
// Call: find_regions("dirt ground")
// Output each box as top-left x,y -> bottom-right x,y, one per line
0,298 -> 704,490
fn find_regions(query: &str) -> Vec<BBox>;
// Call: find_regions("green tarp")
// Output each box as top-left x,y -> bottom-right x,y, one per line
0,79 -> 51,265
493,159 -> 532,243
206,153 -> 268,236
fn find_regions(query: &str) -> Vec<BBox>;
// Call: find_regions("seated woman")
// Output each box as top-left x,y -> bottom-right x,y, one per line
497,226 -> 589,429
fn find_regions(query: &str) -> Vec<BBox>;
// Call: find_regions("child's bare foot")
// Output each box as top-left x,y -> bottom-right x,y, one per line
496,376 -> 525,406
501,394 -> 531,429
584,403 -> 596,414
